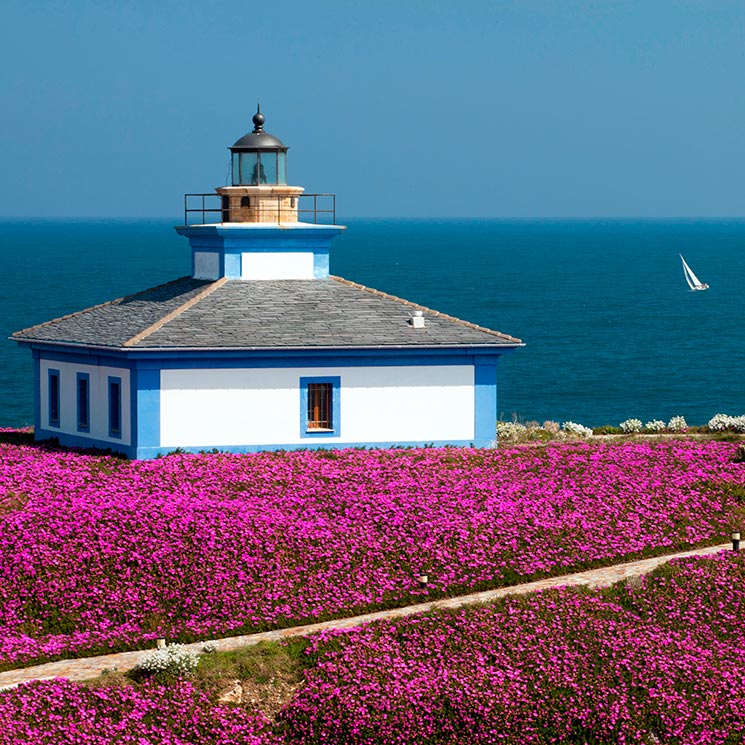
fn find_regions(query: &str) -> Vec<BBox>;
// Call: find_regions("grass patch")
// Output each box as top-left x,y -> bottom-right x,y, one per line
192,639 -> 310,720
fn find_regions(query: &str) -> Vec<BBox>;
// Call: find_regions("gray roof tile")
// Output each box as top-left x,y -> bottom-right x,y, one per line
12,276 -> 523,351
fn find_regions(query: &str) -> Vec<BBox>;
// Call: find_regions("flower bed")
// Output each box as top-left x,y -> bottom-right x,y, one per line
3,553 -> 742,744
280,552 -> 745,744
0,678 -> 277,745
1,438 -> 745,669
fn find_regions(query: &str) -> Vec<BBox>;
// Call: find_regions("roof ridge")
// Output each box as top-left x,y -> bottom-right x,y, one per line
11,276 -> 195,341
123,277 -> 228,347
329,276 -> 523,344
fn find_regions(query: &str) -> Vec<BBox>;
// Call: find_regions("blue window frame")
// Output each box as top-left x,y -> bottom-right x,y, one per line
300,376 -> 341,438
76,372 -> 90,432
48,369 -> 60,428
108,376 -> 122,438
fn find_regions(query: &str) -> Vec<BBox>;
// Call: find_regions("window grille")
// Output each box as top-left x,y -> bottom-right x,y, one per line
307,382 -> 332,430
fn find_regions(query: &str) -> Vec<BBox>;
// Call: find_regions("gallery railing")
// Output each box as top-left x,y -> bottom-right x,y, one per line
183,193 -> 336,226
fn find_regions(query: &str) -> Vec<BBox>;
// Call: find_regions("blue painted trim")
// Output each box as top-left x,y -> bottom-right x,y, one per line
133,439 -> 493,459
134,368 -> 160,449
23,344 -> 517,365
299,375 -> 341,439
177,224 -> 343,280
108,376 -> 123,439
48,368 -> 61,428
24,347 -> 138,365
76,372 -> 90,433
33,357 -> 41,433
224,251 -> 241,278
176,224 -> 345,241
31,432 -> 492,461
129,350 -> 508,369
474,360 -> 498,445
313,249 -> 330,278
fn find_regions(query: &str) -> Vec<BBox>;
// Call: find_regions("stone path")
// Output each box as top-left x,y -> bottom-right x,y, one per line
0,542 -> 731,691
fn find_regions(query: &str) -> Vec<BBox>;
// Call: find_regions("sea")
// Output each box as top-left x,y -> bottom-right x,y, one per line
1,217 -> 744,430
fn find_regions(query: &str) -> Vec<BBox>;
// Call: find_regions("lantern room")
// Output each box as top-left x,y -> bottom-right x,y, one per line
230,106 -> 288,186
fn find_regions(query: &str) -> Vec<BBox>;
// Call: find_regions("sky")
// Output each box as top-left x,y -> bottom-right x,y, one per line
1,0 -> 743,219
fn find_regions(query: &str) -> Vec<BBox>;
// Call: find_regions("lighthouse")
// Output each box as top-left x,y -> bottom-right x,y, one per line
13,109 -> 522,458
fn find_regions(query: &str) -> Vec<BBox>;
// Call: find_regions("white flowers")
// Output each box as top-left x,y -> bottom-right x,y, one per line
561,421 -> 593,438
707,414 -> 745,433
620,417 -> 687,433
496,421 -> 527,441
134,643 -> 200,678
667,416 -> 688,433
620,419 -> 643,434
496,420 -> 593,441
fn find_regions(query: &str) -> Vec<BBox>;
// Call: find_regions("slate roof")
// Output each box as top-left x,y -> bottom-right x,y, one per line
12,276 -> 523,351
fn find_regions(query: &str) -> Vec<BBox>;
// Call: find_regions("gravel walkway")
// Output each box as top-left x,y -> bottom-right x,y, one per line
0,542 -> 731,690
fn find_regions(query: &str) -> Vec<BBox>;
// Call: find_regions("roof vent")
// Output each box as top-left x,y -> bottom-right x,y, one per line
410,310 -> 425,329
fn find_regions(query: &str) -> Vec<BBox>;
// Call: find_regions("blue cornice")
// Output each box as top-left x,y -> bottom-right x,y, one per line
175,224 -> 345,240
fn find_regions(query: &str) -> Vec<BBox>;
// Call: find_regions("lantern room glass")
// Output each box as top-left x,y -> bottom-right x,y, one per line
232,152 -> 287,186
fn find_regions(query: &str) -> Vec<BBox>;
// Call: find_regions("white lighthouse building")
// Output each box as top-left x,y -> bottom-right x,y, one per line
13,109 -> 523,458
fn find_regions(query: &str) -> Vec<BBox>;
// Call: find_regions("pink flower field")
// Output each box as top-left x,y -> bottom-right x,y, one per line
1,552 -> 743,744
0,678 -> 278,745
1,436 -> 744,669
280,552 -> 745,744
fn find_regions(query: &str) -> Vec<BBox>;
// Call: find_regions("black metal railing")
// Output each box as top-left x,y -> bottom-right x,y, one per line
183,193 -> 336,226
183,193 -> 222,225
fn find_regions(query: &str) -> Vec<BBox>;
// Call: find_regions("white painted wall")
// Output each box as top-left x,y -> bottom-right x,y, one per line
160,365 -> 474,447
193,251 -> 220,280
241,252 -> 315,280
39,359 -> 131,445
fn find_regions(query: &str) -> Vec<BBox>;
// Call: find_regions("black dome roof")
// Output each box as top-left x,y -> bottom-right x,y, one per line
230,106 -> 287,152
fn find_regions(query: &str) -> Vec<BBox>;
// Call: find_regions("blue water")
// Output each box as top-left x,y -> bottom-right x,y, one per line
2,218 -> 744,428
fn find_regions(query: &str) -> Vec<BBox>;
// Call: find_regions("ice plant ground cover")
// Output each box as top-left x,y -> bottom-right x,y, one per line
1,435 -> 745,670
1,552 -> 742,744
0,678 -> 279,745
280,552 -> 745,744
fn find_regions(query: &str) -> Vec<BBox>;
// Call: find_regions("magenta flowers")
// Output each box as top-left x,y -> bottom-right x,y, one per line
1,438 -> 744,669
0,678 -> 278,745
1,553 -> 742,744
280,552 -> 745,744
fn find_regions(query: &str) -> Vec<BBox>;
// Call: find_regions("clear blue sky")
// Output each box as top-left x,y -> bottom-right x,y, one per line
1,0 -> 743,218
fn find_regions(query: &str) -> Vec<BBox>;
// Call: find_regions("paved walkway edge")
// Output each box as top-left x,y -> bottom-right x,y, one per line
0,543 -> 731,690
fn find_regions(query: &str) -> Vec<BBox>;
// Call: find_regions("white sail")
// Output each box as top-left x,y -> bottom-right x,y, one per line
680,255 -> 708,291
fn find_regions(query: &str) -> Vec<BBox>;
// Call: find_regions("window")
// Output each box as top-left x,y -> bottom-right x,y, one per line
76,372 -> 90,432
48,369 -> 60,427
300,376 -> 340,438
108,376 -> 122,438
308,383 -> 332,429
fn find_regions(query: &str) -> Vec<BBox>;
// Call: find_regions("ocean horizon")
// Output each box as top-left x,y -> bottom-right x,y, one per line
2,217 -> 744,431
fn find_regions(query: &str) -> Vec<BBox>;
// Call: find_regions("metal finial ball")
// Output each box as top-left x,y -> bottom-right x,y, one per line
252,110 -> 265,132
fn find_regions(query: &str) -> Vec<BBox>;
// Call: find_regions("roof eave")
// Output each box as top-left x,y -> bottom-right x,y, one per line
12,338 -> 524,353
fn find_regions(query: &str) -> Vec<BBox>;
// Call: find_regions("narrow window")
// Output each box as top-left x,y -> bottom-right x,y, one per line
307,383 -> 332,430
240,196 -> 250,207
48,369 -> 60,427
76,372 -> 90,432
300,376 -> 340,438
108,377 -> 122,438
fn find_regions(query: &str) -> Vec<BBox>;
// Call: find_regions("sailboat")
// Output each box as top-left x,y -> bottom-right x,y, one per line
680,254 -> 709,291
